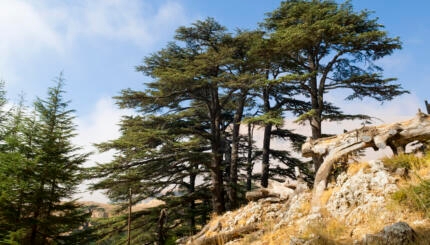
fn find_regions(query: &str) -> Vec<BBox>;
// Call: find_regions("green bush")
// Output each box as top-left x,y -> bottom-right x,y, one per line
382,153 -> 425,171
392,179 -> 430,217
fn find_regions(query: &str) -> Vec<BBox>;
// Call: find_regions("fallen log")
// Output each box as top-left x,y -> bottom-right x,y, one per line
302,111 -> 430,209
188,225 -> 258,245
245,188 -> 280,202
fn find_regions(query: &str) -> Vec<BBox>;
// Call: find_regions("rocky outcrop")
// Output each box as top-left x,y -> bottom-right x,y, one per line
325,160 -> 398,225
302,112 -> 430,209
183,157 -> 430,245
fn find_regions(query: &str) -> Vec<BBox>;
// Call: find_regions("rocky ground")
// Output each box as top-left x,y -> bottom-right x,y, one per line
183,159 -> 430,245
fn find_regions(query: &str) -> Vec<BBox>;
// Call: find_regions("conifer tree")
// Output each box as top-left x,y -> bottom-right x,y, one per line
263,0 -> 408,170
118,18 -> 238,214
239,32 -> 310,188
90,112 -> 212,244
0,76 -> 91,244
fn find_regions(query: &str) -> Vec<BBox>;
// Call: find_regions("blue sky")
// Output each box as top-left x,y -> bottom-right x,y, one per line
1,0 -> 429,201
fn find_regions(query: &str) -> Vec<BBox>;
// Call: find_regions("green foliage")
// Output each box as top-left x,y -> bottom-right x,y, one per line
90,111 -> 212,244
382,153 -> 427,171
243,110 -> 284,127
0,75 -> 91,244
263,0 -> 407,161
392,179 -> 430,217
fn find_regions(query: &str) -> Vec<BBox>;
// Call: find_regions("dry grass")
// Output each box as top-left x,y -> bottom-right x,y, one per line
382,153 -> 428,172
259,224 -> 298,245
320,187 -> 339,206
347,162 -> 370,176
297,199 -> 311,216
304,219 -> 348,243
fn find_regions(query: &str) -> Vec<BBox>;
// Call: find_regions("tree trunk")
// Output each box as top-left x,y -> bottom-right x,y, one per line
157,208 -> 167,245
30,181 -> 45,244
246,123 -> 254,191
425,100 -> 430,114
310,110 -> 323,172
261,85 -> 272,188
261,123 -> 272,188
189,171 -> 196,233
209,86 -> 225,214
210,156 -> 225,214
228,94 -> 246,209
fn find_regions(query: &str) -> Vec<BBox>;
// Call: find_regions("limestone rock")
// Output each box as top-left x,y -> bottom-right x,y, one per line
361,222 -> 416,245
290,235 -> 324,245
326,161 -> 398,225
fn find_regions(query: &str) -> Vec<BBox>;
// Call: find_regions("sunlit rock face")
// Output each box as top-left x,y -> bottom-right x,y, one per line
326,160 -> 398,226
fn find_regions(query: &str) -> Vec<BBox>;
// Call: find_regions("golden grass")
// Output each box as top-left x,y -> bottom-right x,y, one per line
261,225 -> 297,245
320,187 -> 340,206
297,200 -> 311,216
305,219 -> 348,242
347,162 -> 370,176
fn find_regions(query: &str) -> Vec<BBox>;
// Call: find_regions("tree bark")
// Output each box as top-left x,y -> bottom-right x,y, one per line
261,85 -> 272,188
157,208 -> 167,245
425,100 -> 430,114
208,86 -> 226,214
302,112 -> 430,210
246,123 -> 254,191
210,160 -> 225,214
228,94 -> 246,209
189,171 -> 196,233
261,123 -> 272,188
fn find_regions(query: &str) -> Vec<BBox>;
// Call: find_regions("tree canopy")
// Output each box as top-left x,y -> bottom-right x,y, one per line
263,0 -> 408,169
0,1 -> 408,244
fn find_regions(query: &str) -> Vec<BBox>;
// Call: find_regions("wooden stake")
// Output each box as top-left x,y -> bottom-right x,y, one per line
425,100 -> 430,114
127,188 -> 132,245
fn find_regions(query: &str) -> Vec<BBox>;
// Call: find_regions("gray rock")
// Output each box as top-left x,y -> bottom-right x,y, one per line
395,167 -> 408,177
362,222 -> 416,245
325,162 -> 398,225
290,235 -> 325,245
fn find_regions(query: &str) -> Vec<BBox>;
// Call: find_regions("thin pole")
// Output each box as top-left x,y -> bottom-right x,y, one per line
127,188 -> 132,245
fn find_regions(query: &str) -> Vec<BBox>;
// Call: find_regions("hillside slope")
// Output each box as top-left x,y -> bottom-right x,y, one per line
183,156 -> 430,245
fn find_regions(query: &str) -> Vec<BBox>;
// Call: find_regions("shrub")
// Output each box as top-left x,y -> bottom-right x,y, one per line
392,179 -> 430,217
382,153 -> 425,172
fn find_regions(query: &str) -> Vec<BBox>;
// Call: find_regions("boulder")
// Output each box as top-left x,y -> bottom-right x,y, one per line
361,222 -> 416,245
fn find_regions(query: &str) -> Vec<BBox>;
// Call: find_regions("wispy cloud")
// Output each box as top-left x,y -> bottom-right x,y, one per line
73,97 -> 132,202
0,0 -> 190,85
52,0 -> 189,48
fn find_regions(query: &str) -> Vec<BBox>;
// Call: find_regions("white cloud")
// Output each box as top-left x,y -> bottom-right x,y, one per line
0,0 -> 62,84
73,96 -> 129,165
0,0 -> 190,85
57,0 -> 189,47
73,97 -> 131,202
